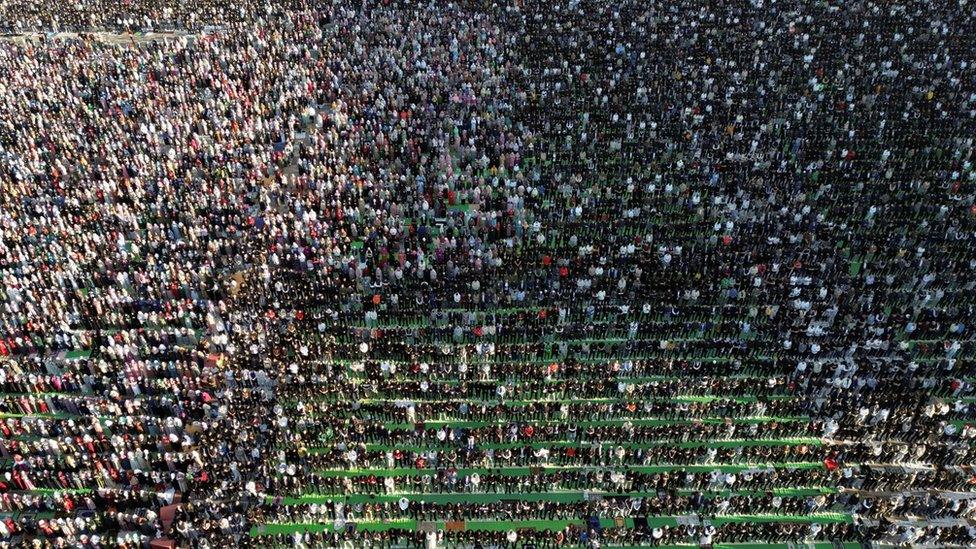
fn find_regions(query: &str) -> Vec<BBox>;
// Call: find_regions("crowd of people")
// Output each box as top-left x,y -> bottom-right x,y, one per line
1,0 -> 975,547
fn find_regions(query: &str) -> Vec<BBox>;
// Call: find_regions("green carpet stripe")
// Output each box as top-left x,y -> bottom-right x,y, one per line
332,416 -> 809,430
307,438 -> 822,454
313,462 -> 825,478
250,513 -> 852,536
270,487 -> 835,505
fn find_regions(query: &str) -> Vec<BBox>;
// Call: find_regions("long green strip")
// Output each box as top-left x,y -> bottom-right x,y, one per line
269,487 -> 836,505
326,416 -> 809,430
250,512 -> 852,536
314,462 -> 825,478
307,437 -> 822,454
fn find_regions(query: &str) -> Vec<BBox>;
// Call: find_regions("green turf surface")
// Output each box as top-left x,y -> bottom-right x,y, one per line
313,462 -> 826,478
250,512 -> 852,536
346,416 -> 810,430
22,488 -> 93,495
293,394 -> 797,405
308,437 -> 823,454
269,487 -> 835,505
